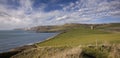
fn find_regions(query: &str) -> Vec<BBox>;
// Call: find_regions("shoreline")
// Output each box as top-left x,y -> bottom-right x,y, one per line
0,32 -> 62,58
35,32 -> 62,44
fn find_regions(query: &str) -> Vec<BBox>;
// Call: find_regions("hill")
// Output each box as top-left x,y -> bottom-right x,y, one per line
2,23 -> 120,58
24,23 -> 120,32
37,23 -> 120,46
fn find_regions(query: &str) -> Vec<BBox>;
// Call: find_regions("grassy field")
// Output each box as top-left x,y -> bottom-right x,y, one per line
38,26 -> 120,46
9,23 -> 120,58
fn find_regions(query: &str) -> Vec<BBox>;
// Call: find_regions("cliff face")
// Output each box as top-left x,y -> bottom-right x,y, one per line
25,24 -> 80,32
14,23 -> 120,33
24,23 -> 120,32
24,23 -> 92,32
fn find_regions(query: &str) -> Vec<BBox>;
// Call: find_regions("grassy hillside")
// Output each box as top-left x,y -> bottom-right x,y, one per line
26,23 -> 92,32
95,23 -> 120,32
5,23 -> 120,58
11,43 -> 120,58
37,26 -> 120,46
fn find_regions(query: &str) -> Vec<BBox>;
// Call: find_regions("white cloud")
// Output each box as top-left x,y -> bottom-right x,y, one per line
19,0 -> 33,11
56,15 -> 68,21
61,0 -> 120,20
0,0 -> 120,30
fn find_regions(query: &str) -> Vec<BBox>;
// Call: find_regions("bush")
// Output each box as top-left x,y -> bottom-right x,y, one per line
82,47 -> 108,58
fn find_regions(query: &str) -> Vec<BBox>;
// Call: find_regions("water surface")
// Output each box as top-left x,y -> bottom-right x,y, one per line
0,30 -> 57,53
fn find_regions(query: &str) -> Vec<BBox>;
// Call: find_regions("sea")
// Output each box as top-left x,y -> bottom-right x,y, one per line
0,30 -> 57,53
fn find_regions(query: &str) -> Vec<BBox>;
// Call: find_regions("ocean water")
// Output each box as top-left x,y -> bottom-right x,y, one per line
0,30 -> 57,53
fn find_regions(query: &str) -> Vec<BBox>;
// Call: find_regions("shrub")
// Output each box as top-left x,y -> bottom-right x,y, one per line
82,47 -> 108,58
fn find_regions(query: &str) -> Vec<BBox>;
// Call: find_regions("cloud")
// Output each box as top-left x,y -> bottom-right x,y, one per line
0,0 -> 120,30
56,15 -> 68,21
60,0 -> 120,20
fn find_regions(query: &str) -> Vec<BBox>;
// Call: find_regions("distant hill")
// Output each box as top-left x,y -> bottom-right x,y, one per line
23,23 -> 120,32
95,23 -> 120,32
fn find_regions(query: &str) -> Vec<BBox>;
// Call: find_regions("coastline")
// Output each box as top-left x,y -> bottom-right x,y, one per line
35,32 -> 62,44
0,23 -> 120,58
0,32 -> 62,58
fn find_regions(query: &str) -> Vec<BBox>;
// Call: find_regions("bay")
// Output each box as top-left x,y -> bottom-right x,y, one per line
0,30 -> 57,53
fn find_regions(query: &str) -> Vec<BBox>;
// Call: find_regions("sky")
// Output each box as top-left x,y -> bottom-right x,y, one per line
0,0 -> 120,30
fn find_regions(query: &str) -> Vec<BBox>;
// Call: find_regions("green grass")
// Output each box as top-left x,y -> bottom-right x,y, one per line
11,24 -> 120,58
37,27 -> 120,46
82,47 -> 109,58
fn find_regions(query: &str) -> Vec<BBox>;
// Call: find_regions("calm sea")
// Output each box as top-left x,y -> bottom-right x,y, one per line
0,30 -> 57,53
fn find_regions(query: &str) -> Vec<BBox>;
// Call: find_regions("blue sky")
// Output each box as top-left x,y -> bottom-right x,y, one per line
0,0 -> 120,30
